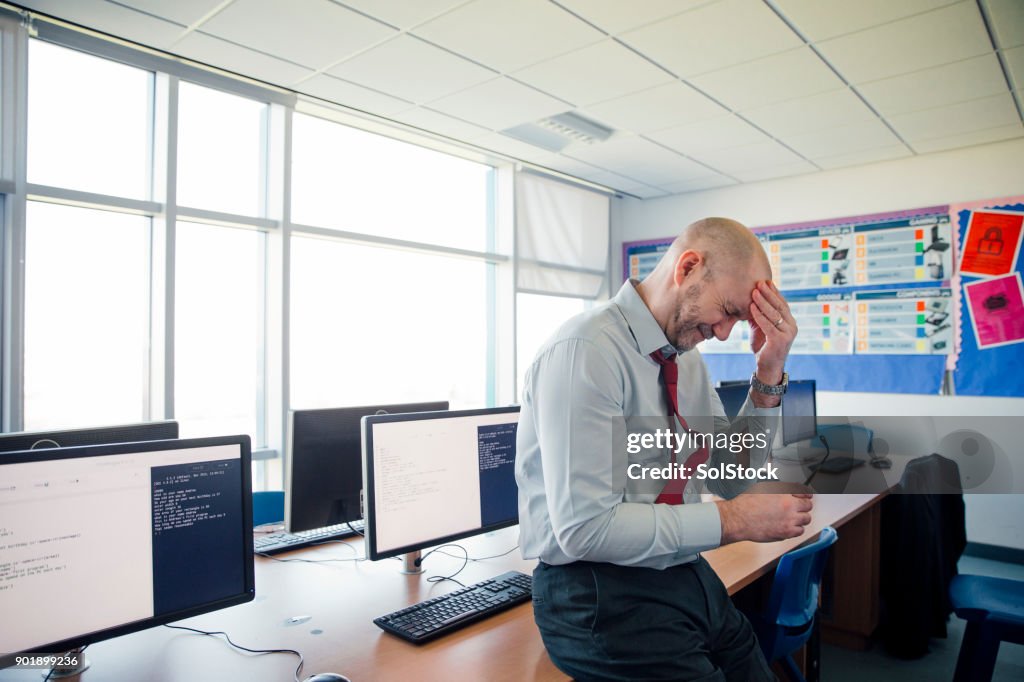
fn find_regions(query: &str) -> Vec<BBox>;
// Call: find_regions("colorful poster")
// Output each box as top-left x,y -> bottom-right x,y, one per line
964,273 -> 1024,349
959,209 -> 1023,277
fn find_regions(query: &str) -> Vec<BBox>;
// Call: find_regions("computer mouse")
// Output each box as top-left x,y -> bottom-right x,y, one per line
870,458 -> 892,470
303,674 -> 351,682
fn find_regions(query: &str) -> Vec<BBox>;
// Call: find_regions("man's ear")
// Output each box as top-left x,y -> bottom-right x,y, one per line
672,249 -> 702,286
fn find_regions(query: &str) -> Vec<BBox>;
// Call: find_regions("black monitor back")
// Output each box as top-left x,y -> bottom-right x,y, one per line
287,401 -> 448,533
0,420 -> 179,453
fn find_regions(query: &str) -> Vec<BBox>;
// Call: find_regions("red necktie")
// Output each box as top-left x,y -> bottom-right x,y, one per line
649,351 -> 710,505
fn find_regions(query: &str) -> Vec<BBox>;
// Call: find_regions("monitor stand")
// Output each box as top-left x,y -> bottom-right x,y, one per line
42,647 -> 90,679
401,550 -> 424,575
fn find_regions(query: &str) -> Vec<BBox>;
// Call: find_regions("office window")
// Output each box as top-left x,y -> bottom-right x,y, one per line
175,221 -> 263,444
291,113 -> 491,251
177,82 -> 267,216
24,202 -> 149,430
290,236 -> 488,410
27,39 -> 151,199
516,293 -> 588,384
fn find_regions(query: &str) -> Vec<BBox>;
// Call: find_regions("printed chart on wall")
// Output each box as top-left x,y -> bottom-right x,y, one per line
950,197 -> 1024,398
623,204 -> 958,393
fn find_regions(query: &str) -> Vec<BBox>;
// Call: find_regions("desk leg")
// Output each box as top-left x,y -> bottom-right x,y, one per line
821,501 -> 881,650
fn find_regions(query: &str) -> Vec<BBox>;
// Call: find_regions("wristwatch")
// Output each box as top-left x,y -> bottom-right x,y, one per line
750,371 -> 788,395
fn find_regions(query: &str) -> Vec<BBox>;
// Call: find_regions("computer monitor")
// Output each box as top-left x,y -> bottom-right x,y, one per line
0,420 -> 179,453
782,379 -> 817,446
0,435 -> 254,671
362,406 -> 520,567
286,401 -> 448,533
715,383 -> 750,419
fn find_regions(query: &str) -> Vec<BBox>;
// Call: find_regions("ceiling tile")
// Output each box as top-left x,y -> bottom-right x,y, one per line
114,0 -> 223,26
581,82 -> 728,133
691,47 -> 844,111
743,89 -> 878,138
912,122 -> 1024,153
523,153 -> 607,178
687,140 -> 806,174
620,0 -> 802,77
175,32 -> 314,85
566,135 -> 712,184
986,0 -> 1024,49
412,0 -> 605,72
569,166 -> 653,192
512,40 -> 673,107
427,77 -> 570,130
1005,46 -> 1024,91
20,0 -> 185,49
339,0 -> 468,29
772,0 -> 960,42
858,54 -> 1009,117
631,185 -> 671,199
813,144 -> 913,170
732,160 -> 817,183
200,0 -> 396,69
784,119 -> 901,158
472,132 -> 569,162
299,74 -> 415,116
888,93 -> 1021,142
659,174 -> 738,194
646,115 -> 769,155
328,35 -> 495,104
553,0 -> 715,35
390,106 -> 492,141
816,2 -> 992,84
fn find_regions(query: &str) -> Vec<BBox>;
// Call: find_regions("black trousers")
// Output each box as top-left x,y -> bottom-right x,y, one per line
532,557 -> 775,682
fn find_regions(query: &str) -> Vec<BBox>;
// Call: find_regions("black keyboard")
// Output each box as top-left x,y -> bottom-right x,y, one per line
374,571 -> 532,644
253,520 -> 364,555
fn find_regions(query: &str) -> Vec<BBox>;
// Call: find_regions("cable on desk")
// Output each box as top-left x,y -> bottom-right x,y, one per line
164,624 -> 305,682
435,544 -> 520,563
414,543 -> 471,587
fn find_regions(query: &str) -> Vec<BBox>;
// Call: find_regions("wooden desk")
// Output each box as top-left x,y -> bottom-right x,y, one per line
0,491 -> 892,682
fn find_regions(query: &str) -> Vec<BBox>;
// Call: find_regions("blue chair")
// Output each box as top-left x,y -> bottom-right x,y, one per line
252,490 -> 285,527
748,526 -> 838,682
950,574 -> 1024,682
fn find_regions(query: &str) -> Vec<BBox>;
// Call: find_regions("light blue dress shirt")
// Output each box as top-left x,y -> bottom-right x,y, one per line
516,280 -> 779,569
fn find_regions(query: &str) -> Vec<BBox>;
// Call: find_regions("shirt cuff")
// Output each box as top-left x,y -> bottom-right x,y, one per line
671,499 -> 723,559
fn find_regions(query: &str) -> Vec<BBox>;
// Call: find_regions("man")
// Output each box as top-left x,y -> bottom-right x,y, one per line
516,217 -> 812,681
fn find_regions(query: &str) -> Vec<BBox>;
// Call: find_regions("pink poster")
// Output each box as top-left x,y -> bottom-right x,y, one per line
964,273 -> 1024,349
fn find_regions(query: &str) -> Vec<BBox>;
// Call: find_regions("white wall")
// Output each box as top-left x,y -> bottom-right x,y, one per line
613,137 -> 1024,550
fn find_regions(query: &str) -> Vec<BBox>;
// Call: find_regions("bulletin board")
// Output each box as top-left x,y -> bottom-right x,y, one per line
949,196 -> 1024,397
622,203 -> 975,395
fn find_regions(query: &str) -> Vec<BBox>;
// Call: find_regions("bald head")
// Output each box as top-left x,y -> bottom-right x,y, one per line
657,217 -> 769,281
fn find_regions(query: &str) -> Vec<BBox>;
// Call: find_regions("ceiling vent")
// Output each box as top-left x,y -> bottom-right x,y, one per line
501,112 -> 614,152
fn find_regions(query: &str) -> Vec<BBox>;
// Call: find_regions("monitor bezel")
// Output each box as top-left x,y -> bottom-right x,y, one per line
0,435 -> 254,667
782,379 -> 817,446
361,406 -> 521,562
285,401 -> 448,533
0,420 -> 180,454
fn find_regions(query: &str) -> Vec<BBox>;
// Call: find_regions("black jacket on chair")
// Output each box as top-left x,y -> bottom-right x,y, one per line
879,454 -> 966,658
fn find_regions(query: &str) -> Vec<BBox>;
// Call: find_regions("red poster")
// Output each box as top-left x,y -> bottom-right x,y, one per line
959,209 -> 1024,277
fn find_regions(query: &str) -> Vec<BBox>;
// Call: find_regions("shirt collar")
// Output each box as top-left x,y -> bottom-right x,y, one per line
613,279 -> 680,358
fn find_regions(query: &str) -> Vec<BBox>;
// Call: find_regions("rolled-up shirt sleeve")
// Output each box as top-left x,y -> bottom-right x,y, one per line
527,338 -> 723,567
